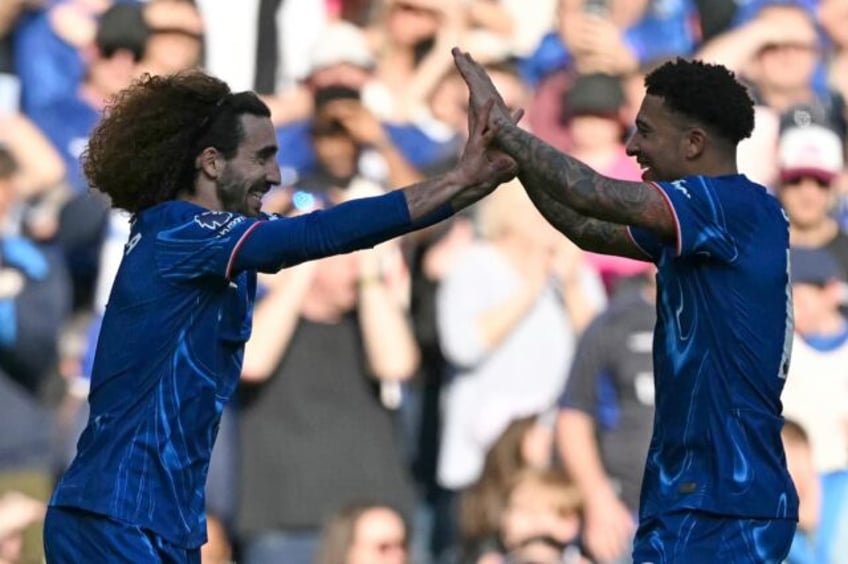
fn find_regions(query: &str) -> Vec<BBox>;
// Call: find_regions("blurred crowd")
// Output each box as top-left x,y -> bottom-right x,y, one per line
0,0 -> 847,563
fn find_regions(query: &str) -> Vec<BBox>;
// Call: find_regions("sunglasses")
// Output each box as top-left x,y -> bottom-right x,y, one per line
782,175 -> 833,189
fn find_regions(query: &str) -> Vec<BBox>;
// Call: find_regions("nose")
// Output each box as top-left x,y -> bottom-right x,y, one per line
624,129 -> 639,157
268,162 -> 282,186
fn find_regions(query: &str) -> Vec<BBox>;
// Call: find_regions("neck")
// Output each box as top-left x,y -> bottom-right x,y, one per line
790,218 -> 838,247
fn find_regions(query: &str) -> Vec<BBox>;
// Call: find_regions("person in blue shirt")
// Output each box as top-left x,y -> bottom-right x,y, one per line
42,70 -> 519,563
454,50 -> 798,562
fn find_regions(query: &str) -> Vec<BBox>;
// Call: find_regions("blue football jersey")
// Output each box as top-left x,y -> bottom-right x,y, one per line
627,175 -> 799,521
49,192 -> 421,548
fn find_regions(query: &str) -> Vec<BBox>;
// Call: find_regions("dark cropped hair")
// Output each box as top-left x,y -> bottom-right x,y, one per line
83,71 -> 270,214
645,58 -> 755,146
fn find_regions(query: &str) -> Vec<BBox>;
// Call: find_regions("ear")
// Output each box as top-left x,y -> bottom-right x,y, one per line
196,147 -> 222,179
683,128 -> 707,160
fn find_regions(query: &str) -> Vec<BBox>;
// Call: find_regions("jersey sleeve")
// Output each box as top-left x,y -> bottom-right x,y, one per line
154,211 -> 263,282
627,176 -> 738,263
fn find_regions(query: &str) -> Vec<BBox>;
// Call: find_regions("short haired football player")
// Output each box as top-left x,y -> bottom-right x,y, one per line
43,70 -> 518,563
454,50 -> 798,563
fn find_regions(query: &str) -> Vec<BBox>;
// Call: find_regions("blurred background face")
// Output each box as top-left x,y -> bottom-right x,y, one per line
754,8 -> 819,92
312,130 -> 358,181
385,0 -> 440,47
500,481 -> 580,551
346,508 -> 408,564
310,253 -> 360,313
569,114 -> 624,150
779,176 -> 834,229
792,282 -> 835,335
142,0 -> 204,75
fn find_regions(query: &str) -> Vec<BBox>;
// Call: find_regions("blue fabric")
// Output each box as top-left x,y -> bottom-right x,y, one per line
628,175 -> 798,520
633,509 -> 795,563
50,193 -> 424,548
596,370 -> 620,431
28,94 -> 100,192
786,471 -> 848,564
276,119 -> 456,176
13,8 -> 85,116
44,506 -> 201,564
520,0 -> 697,87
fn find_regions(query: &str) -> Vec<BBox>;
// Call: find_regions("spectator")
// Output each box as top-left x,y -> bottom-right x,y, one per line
525,0 -> 697,148
236,196 -> 419,564
782,418 -> 848,564
698,3 -> 845,174
0,113 -> 67,241
275,20 -> 453,179
315,501 -> 410,564
775,109 -> 848,272
459,413 -> 556,564
436,179 -> 605,556
480,467 -> 590,564
28,2 -> 148,311
781,247 -> 848,473
0,145 -> 72,564
13,0 -> 113,115
559,72 -> 649,292
556,270 -> 656,563
139,0 -> 205,77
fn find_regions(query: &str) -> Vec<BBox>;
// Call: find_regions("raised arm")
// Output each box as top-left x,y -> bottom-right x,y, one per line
452,48 -> 675,256
517,151 -> 652,260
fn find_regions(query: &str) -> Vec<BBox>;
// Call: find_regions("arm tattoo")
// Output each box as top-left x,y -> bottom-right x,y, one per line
519,169 -> 651,260
495,122 -> 675,242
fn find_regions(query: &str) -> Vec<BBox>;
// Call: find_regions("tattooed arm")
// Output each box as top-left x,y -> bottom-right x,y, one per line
450,48 -> 674,258
519,165 -> 651,260
499,122 -> 674,232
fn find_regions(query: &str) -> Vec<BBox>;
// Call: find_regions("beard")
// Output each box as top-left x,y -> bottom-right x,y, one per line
216,170 -> 266,216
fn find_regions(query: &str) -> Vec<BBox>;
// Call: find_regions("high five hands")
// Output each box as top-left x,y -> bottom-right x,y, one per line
452,47 -> 516,132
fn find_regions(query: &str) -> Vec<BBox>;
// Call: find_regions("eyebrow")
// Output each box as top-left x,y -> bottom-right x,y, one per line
635,118 -> 651,131
256,145 -> 278,160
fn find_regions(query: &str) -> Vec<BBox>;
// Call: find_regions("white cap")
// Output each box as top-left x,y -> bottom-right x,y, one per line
307,22 -> 375,75
778,124 -> 844,184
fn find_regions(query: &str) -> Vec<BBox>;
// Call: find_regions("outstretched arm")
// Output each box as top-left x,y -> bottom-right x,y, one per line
517,153 -> 652,260
452,48 -> 675,256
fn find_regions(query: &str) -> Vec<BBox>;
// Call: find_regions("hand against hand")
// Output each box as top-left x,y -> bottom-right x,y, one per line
452,47 -> 514,130
454,100 -> 518,191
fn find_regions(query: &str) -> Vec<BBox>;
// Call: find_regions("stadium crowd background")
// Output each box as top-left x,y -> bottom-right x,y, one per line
0,0 -> 846,563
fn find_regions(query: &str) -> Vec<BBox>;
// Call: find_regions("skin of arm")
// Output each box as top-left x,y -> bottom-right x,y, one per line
356,243 -> 420,380
357,273 -> 420,381
240,262 -> 316,382
451,48 -> 673,258
0,114 -> 67,198
558,409 -> 635,560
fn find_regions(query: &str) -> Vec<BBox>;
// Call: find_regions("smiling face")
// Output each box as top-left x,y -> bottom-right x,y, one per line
216,114 -> 280,217
625,94 -> 692,182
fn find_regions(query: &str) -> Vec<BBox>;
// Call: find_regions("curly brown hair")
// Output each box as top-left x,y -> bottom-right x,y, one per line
83,70 -> 270,214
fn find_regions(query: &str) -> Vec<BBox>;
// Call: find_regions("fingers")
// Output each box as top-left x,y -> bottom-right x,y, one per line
511,108 -> 524,124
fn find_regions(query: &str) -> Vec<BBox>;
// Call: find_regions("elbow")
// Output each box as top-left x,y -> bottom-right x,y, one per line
240,357 -> 275,383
